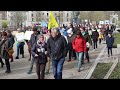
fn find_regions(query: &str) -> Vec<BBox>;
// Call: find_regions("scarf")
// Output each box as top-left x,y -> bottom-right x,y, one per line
37,40 -> 45,48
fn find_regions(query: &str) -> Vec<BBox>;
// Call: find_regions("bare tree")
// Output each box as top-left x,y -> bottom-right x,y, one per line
11,11 -> 27,28
35,11 -> 42,23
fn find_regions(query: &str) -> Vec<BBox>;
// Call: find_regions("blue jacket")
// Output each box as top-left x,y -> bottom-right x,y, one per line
106,36 -> 114,47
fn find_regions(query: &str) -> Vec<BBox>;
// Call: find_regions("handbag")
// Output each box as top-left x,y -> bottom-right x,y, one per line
3,40 -> 14,56
8,48 -> 14,56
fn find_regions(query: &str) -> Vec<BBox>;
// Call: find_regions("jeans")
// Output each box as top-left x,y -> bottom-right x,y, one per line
52,58 -> 65,79
76,52 -> 83,71
28,57 -> 35,72
108,47 -> 112,56
17,42 -> 24,57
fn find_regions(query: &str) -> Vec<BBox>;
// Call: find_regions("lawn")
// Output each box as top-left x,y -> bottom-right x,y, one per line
113,33 -> 120,48
90,63 -> 112,79
109,63 -> 120,79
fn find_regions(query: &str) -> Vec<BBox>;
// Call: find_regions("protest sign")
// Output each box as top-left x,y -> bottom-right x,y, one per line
15,32 -> 25,42
24,31 -> 33,40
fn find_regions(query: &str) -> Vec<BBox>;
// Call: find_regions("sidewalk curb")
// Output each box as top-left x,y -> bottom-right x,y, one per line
84,45 -> 106,79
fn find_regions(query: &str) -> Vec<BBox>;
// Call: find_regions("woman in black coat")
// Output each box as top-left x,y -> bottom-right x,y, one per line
32,34 -> 47,79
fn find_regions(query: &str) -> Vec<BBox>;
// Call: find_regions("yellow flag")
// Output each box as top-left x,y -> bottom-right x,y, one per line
48,11 -> 59,30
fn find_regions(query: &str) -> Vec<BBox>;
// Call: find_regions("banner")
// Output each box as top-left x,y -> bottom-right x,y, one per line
99,21 -> 104,24
48,11 -> 59,30
104,20 -> 110,24
15,32 -> 25,42
24,31 -> 33,40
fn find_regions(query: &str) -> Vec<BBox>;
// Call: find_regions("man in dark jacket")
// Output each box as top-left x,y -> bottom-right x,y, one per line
106,33 -> 114,57
92,29 -> 99,51
27,27 -> 39,74
47,28 -> 68,79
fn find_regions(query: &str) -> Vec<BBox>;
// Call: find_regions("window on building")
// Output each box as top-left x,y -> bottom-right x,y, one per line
67,13 -> 69,17
42,13 -> 44,15
31,13 -> 33,17
39,13 -> 41,17
67,18 -> 69,21
32,18 -> 34,21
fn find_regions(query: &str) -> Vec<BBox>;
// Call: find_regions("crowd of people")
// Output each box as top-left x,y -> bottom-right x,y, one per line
0,22 -> 116,79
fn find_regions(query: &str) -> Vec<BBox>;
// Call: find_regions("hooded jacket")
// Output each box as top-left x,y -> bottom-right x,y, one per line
72,36 -> 86,53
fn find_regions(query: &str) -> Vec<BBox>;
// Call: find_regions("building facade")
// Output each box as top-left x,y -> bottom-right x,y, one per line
7,11 -> 73,27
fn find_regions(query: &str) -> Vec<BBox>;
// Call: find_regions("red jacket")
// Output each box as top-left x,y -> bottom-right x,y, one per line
72,36 -> 86,53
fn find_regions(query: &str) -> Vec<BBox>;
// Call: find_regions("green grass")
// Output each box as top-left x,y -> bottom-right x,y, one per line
109,63 -> 120,79
90,63 -> 112,79
113,33 -> 120,48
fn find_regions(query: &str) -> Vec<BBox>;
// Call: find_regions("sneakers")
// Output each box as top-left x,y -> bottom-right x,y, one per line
22,54 -> 24,58
1,63 -> 4,68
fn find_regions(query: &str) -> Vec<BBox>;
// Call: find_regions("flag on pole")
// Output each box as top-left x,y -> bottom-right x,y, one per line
48,11 -> 59,30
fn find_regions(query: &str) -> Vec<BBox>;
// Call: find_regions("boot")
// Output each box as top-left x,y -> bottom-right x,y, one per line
22,54 -> 24,58
15,56 -> 19,59
5,70 -> 11,73
1,63 -> 4,68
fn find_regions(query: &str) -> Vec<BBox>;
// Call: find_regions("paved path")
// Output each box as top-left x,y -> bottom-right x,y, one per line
0,40 -> 106,79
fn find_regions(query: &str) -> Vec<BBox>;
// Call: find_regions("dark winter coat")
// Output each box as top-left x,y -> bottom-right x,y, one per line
29,33 -> 39,48
67,34 -> 76,49
8,35 -> 15,46
47,34 -> 68,60
92,31 -> 99,42
32,41 -> 47,64
106,36 -> 114,48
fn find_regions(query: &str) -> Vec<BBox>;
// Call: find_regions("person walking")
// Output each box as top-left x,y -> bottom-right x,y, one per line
47,28 -> 68,79
92,28 -> 99,51
72,31 -> 86,72
0,32 -> 4,67
0,32 -> 13,73
45,30 -> 51,75
7,30 -> 15,62
106,33 -> 114,57
15,28 -> 25,59
27,27 -> 39,74
32,35 -> 47,79
98,30 -> 103,45
67,28 -> 76,62
80,27 -> 90,64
